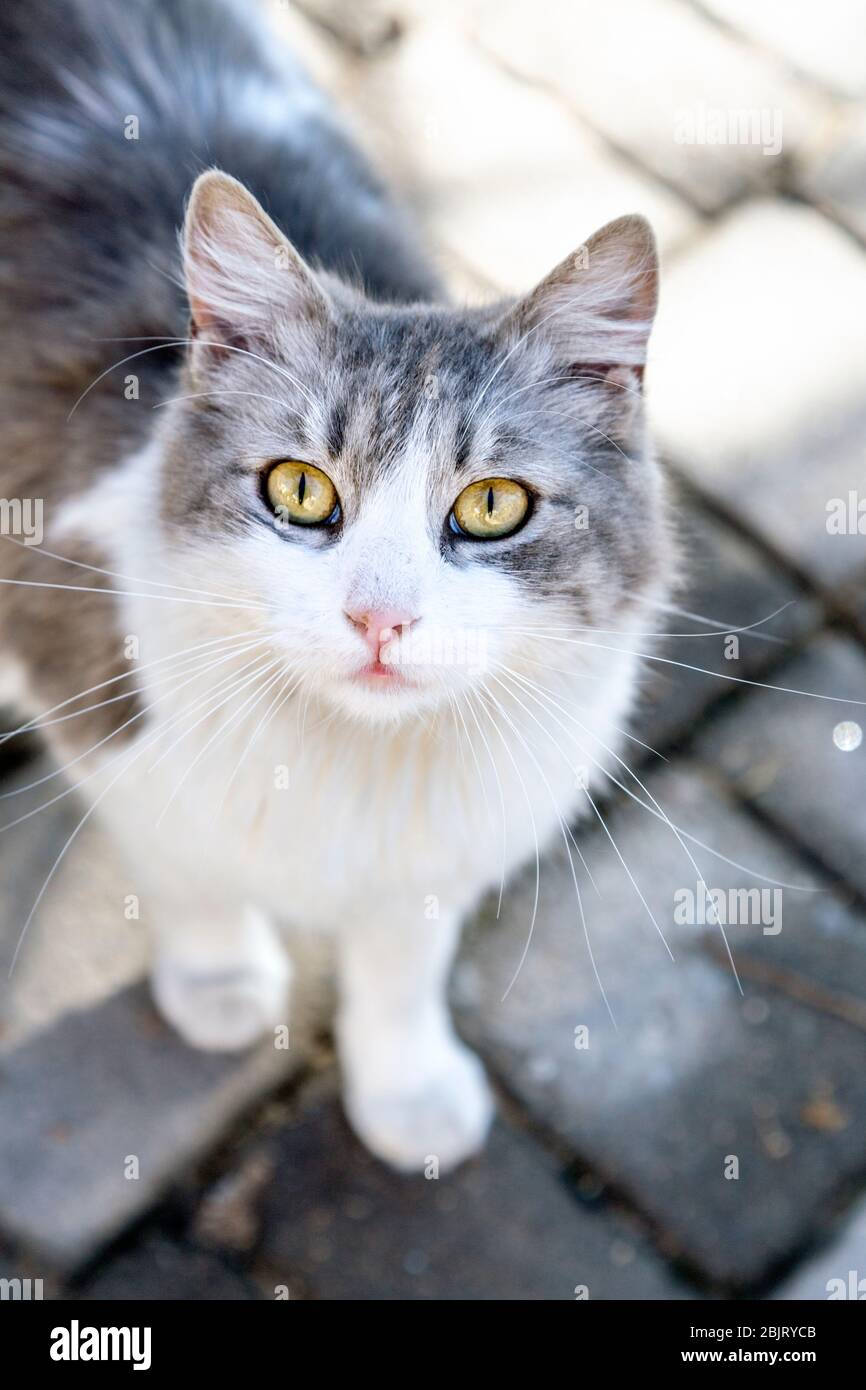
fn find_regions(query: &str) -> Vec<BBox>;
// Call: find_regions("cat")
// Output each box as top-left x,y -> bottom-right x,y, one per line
0,0 -> 669,1171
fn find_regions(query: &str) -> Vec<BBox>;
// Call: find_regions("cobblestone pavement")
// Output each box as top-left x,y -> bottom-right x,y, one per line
1,0 -> 865,1300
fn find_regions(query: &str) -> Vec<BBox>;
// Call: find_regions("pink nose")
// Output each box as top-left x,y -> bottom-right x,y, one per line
344,606 -> 418,658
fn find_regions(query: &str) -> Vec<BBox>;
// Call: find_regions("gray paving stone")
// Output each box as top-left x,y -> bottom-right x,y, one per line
251,1079 -> 696,1300
798,107 -> 866,245
473,0 -> 828,212
649,201 -> 866,589
288,0 -> 401,55
0,755 -> 148,1052
73,1235 -> 262,1301
456,761 -> 866,1287
695,635 -> 866,901
639,758 -> 866,1022
772,1195 -> 866,1300
0,983 -> 302,1271
0,742 -> 332,1273
263,0 -> 351,87
0,756 -> 81,984
346,17 -> 695,296
635,500 -> 821,754
699,0 -> 866,99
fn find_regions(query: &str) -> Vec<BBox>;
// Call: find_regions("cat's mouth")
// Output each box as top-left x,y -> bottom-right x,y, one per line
352,658 -> 416,688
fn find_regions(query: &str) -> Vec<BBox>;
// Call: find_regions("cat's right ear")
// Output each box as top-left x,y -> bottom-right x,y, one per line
501,214 -> 658,388
182,169 -> 330,370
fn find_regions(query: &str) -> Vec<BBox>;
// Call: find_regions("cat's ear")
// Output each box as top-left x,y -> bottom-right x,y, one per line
182,169 -> 329,367
504,214 -> 658,393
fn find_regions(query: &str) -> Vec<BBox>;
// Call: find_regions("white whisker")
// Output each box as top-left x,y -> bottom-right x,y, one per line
472,686 -> 541,999
0,639 -> 271,836
0,533 -> 274,608
489,670 -> 673,970
0,635 -> 267,798
0,575 -> 272,611
476,682 -> 612,1020
499,632 -> 865,705
463,688 -> 509,918
214,664 -> 301,817
68,336 -> 318,421
0,627 -> 263,748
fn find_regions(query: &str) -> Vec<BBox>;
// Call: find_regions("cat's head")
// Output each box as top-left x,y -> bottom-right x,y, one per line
158,170 -> 666,725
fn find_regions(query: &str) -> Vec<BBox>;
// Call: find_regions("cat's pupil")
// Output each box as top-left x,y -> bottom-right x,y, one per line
298,471 -> 306,505
487,486 -> 494,516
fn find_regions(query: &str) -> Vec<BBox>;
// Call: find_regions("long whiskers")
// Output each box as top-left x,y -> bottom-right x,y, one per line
0,627 -> 263,749
462,688 -> 509,918
0,639 -> 272,835
68,336 -> 318,421
154,655 -> 288,827
0,533 -> 275,609
471,686 -> 541,1000
0,634 -> 268,798
0,575 -> 273,612
214,664 -> 303,818
487,600 -> 792,642
475,682 -> 611,1019
503,660 -> 816,893
497,631 -> 865,705
489,671 -> 674,971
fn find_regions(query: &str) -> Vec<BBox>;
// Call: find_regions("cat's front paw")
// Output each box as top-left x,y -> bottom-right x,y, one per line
151,922 -> 291,1052
343,1041 -> 494,1173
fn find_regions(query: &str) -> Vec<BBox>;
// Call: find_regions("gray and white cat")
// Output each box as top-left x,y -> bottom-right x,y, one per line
0,0 -> 670,1170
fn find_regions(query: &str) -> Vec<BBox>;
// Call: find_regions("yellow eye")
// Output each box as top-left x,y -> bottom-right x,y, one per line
267,460 -> 339,526
451,477 -> 530,539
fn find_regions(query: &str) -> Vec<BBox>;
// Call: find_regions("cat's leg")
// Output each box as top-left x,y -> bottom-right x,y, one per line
150,901 -> 291,1053
99,791 -> 292,1052
336,903 -> 493,1172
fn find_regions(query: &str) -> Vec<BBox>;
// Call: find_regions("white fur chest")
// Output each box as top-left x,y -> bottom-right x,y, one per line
97,639 -> 639,933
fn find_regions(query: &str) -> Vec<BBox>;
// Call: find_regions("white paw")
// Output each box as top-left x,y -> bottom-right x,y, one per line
343,1041 -> 494,1173
151,918 -> 291,1052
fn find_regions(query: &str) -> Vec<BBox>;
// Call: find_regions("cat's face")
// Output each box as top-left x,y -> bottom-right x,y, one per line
159,172 -> 666,725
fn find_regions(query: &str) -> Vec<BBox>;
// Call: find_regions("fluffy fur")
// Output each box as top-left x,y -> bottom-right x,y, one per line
0,0 -> 670,1170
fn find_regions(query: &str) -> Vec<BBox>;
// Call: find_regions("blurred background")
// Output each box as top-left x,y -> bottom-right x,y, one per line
1,0 -> 865,1299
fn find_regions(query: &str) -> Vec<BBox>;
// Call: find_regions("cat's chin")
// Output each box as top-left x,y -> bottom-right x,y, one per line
322,671 -> 446,725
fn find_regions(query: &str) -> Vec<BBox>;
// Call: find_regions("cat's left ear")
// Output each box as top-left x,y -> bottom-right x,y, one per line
182,169 -> 330,369
503,214 -> 658,395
